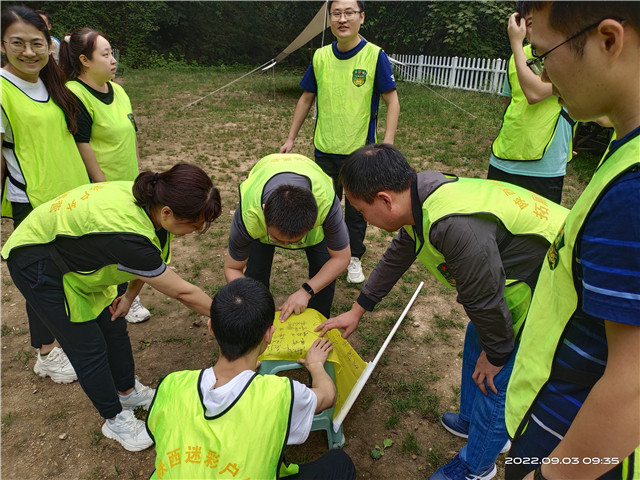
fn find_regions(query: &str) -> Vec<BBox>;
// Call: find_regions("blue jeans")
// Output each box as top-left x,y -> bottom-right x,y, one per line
458,322 -> 518,472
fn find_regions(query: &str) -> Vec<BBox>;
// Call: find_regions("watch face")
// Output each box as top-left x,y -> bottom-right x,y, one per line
303,283 -> 314,296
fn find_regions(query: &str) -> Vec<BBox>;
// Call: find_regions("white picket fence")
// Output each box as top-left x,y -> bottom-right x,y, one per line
390,54 -> 508,94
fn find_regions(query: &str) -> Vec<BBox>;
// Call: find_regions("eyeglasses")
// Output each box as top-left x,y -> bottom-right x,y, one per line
526,17 -> 623,75
2,38 -> 49,55
329,10 -> 362,20
266,228 -> 307,247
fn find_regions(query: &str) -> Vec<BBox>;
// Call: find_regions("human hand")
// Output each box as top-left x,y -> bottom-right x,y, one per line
472,350 -> 503,395
109,295 -> 135,321
278,288 -> 311,322
279,139 -> 294,154
298,337 -> 333,369
507,12 -> 527,46
315,308 -> 362,339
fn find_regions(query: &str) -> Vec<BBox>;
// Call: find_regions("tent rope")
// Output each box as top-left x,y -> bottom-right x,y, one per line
178,59 -> 274,111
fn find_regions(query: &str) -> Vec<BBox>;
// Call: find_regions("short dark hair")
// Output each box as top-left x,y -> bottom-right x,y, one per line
34,9 -> 52,25
328,1 -> 365,13
525,1 -> 639,54
263,185 -> 317,238
340,144 -> 416,203
133,163 -> 222,233
210,278 -> 275,361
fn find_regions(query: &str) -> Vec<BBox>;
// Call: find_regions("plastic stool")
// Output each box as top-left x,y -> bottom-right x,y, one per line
258,359 -> 345,449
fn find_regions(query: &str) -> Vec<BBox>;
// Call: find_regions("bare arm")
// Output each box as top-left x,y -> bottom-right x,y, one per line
381,89 -> 400,145
279,245 -> 351,321
508,13 -> 553,104
111,267 -> 212,318
298,337 -> 336,413
280,90 -> 316,153
528,321 -> 640,479
76,143 -> 107,183
224,251 -> 248,283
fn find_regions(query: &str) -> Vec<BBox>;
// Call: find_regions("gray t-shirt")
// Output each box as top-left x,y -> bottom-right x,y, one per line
228,173 -> 349,261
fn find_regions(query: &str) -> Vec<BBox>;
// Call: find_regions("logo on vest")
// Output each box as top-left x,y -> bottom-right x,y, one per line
352,69 -> 368,87
437,263 -> 456,287
547,226 -> 565,270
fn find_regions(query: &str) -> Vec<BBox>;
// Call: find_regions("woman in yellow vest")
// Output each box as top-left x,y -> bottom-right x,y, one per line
1,163 -> 222,452
1,5 -> 91,386
60,28 -> 151,324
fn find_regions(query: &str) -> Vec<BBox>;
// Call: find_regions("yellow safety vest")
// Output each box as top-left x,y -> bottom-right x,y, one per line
1,182 -> 171,323
0,76 -> 89,214
239,153 -> 335,249
66,80 -> 139,181
505,130 -> 640,470
147,369 -> 297,479
491,45 -> 565,161
405,176 -> 568,334
313,42 -> 380,155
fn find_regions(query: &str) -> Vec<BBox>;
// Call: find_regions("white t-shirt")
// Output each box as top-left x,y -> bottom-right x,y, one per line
1,69 -> 49,203
200,368 -> 317,445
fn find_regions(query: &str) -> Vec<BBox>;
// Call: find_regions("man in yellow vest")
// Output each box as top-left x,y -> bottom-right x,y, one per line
147,278 -> 356,480
316,144 -> 568,480
488,1 -> 574,204
280,0 -> 400,285
503,2 -> 640,480
224,153 -> 350,322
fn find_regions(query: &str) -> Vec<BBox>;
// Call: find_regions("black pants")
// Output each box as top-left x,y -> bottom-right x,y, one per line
289,448 -> 356,480
7,248 -> 134,419
487,165 -> 565,205
244,239 -> 334,319
315,155 -> 367,259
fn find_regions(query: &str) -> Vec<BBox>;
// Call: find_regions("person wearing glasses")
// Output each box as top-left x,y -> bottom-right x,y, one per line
488,1 -> 575,205
504,2 -> 639,480
280,0 -> 399,286
1,6 -> 91,386
224,153 -> 350,322
59,28 -> 151,324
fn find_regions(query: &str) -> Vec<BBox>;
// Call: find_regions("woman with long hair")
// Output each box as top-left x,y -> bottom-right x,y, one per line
2,163 -> 222,452
1,5 -> 90,384
60,28 -> 150,323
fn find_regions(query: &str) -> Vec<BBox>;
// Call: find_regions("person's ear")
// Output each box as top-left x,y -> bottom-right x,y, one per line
160,206 -> 173,221
264,325 -> 275,345
207,318 -> 215,337
79,54 -> 91,68
597,18 -> 625,62
376,191 -> 393,209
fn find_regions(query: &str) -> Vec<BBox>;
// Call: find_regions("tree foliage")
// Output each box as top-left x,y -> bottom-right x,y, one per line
6,1 -> 515,69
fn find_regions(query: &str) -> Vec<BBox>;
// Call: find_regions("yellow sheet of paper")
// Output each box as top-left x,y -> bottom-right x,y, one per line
259,309 -> 367,419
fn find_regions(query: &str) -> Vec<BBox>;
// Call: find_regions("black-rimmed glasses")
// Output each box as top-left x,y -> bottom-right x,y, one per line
526,17 -> 623,75
329,10 -> 362,20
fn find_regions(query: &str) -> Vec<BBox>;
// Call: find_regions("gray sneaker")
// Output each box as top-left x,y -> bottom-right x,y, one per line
33,347 -> 78,384
102,410 -> 153,451
119,378 -> 155,411
347,257 -> 365,283
125,296 -> 151,324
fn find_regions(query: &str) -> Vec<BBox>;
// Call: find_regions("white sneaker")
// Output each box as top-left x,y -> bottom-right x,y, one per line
102,409 -> 153,452
33,347 -> 78,384
120,378 -> 156,411
125,296 -> 150,323
347,256 -> 365,283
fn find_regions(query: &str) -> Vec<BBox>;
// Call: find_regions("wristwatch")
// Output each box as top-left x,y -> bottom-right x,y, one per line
301,282 -> 315,298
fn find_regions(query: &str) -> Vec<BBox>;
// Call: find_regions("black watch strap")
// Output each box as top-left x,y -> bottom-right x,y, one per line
534,466 -> 549,480
302,282 -> 315,297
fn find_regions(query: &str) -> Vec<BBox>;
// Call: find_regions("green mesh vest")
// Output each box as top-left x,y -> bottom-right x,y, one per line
66,80 -> 139,181
147,370 -> 296,480
0,76 -> 89,211
239,154 -> 335,249
313,42 -> 380,155
1,182 -> 171,323
506,131 -> 640,452
406,176 -> 568,334
491,45 -> 565,161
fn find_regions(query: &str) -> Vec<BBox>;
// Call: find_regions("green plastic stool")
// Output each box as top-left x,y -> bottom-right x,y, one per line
258,359 -> 346,449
